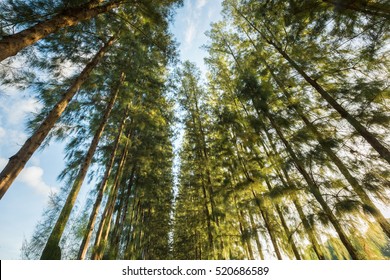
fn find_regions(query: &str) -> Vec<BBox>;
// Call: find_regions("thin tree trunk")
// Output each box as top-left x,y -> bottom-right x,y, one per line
297,101 -> 390,239
193,90 -> 220,235
186,90 -> 216,259
109,165 -> 136,259
233,132 -> 301,260
106,176 -> 128,257
200,179 -> 215,258
248,211 -> 265,260
219,38 -> 326,259
251,189 -> 283,260
236,8 -> 390,165
124,198 -> 141,259
0,1 -> 121,61
78,105 -> 129,260
241,210 -> 255,260
292,194 -> 326,259
91,130 -> 131,260
263,110 -> 366,259
233,193 -> 255,260
0,37 -> 114,200
270,41 -> 390,165
274,199 -> 302,259
259,125 -> 327,260
264,62 -> 390,239
40,71 -> 122,260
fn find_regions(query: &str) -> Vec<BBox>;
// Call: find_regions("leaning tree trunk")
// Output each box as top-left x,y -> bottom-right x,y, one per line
91,129 -> 131,260
234,135 -> 301,260
259,126 -> 327,260
262,108 -> 366,260
265,62 -> 390,240
0,37 -> 114,200
296,99 -> 390,239
235,8 -> 390,165
248,211 -> 265,260
234,197 -> 255,260
268,40 -> 390,165
251,189 -> 283,260
0,0 -> 121,62
108,165 -> 136,259
40,71 -> 122,260
78,105 -> 129,260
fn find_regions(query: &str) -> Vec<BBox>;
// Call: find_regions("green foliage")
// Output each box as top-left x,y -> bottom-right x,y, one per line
8,0 -> 390,260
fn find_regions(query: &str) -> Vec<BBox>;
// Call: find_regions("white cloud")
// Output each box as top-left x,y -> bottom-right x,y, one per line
196,0 -> 207,9
185,21 -> 196,44
183,0 -> 208,46
0,127 -> 27,150
18,166 -> 58,196
0,97 -> 41,125
0,126 -> 5,139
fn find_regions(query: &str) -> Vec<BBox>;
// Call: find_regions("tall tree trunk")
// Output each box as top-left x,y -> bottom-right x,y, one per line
264,63 -> 390,239
300,112 -> 390,238
78,105 -> 129,260
263,109 -> 366,259
251,189 -> 283,260
273,199 -> 302,259
0,1 -> 121,61
258,124 -> 327,260
248,211 -> 265,260
233,193 -> 255,260
235,8 -> 390,165
124,198 -> 141,259
40,71 -> 122,260
220,38 -> 327,259
109,165 -> 136,259
0,37 -> 114,200
233,133 -> 301,260
270,40 -> 390,165
200,179 -> 215,258
91,130 -> 131,260
186,89 -> 217,259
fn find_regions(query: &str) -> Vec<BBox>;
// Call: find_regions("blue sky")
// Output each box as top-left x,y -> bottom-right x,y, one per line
0,0 -> 223,259
171,0 -> 223,75
1,0 -> 390,261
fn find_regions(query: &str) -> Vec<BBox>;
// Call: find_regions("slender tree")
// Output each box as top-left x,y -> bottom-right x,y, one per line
0,36 -> 114,199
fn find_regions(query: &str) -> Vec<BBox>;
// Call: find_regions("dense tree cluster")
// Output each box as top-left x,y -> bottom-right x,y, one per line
0,0 -> 389,259
173,0 -> 390,260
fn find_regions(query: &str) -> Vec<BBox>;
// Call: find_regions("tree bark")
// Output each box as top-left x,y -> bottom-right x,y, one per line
40,70 -> 122,260
0,37 -> 114,200
0,0 -> 121,62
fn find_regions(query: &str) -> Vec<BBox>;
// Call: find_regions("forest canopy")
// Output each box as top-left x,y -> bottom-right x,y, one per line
0,0 -> 389,260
